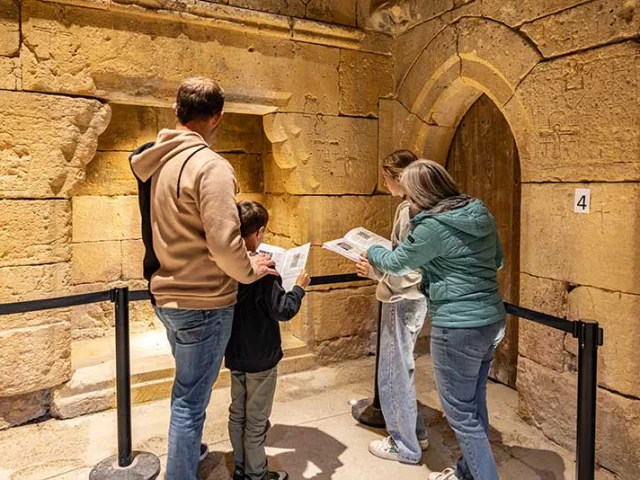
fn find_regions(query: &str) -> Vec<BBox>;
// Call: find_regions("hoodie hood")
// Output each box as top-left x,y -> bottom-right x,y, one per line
412,199 -> 495,238
129,129 -> 209,182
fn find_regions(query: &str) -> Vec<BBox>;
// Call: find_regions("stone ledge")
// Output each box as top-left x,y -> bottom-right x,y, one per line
51,330 -> 316,418
38,0 -> 392,55
23,1 -> 341,115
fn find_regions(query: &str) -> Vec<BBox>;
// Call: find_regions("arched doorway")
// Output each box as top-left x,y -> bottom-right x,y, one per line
446,94 -> 521,388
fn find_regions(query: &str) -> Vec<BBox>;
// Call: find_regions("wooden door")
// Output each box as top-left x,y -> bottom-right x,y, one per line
445,94 -> 521,388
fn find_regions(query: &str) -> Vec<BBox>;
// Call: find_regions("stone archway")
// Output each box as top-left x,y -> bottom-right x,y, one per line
393,18 -> 542,386
396,18 -> 540,168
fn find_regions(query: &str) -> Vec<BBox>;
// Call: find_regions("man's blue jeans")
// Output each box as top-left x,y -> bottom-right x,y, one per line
154,306 -> 234,480
431,319 -> 506,480
378,297 -> 428,463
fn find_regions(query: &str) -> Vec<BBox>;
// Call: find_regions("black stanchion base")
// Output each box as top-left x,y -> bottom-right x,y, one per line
351,398 -> 386,429
90,451 -> 161,480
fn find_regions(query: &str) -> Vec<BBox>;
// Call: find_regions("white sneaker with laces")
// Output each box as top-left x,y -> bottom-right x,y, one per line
428,467 -> 460,480
368,435 -> 400,461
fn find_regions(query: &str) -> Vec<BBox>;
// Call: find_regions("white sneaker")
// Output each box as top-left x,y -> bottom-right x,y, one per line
419,438 -> 430,450
368,436 -> 400,462
428,468 -> 460,480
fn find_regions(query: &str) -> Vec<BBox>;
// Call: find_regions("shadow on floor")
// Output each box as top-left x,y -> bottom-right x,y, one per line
415,401 -> 568,479
199,424 -> 347,480
200,403 -> 567,479
265,424 -> 347,479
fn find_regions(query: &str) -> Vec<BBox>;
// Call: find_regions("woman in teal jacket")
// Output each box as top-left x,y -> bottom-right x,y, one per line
365,160 -> 506,480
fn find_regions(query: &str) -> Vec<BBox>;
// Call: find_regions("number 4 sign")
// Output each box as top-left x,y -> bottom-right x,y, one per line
574,188 -> 591,214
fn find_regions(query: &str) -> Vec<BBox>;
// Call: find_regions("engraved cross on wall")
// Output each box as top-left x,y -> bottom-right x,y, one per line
538,115 -> 579,160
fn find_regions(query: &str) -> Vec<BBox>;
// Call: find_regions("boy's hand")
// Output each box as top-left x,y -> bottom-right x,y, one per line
356,256 -> 371,278
296,270 -> 311,289
251,253 -> 278,278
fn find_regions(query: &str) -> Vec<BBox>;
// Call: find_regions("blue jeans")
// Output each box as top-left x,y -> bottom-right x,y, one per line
378,298 -> 428,463
154,306 -> 234,480
431,320 -> 506,480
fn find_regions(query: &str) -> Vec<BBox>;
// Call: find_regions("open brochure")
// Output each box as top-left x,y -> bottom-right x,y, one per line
256,242 -> 311,291
322,227 -> 392,262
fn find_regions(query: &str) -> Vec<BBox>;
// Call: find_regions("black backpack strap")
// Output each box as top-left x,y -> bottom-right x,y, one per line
176,145 -> 209,199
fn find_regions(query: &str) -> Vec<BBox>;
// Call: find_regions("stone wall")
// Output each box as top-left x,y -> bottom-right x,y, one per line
3,3 -> 638,478
385,1 -> 640,478
0,0 -> 393,428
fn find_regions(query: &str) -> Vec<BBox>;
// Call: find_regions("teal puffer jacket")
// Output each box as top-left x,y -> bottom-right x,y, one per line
368,199 -> 506,329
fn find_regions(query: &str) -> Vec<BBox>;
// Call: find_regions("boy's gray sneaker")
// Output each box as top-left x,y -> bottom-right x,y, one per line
233,466 -> 245,480
267,471 -> 289,480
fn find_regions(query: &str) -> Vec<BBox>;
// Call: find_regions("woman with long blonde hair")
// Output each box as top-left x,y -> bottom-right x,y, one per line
364,160 -> 506,480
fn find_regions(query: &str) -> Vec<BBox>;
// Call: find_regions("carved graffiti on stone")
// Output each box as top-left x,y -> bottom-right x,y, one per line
538,111 -> 579,162
319,142 -> 355,178
563,59 -> 589,92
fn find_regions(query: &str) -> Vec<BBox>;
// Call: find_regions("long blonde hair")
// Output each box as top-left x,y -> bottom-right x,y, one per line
401,160 -> 461,211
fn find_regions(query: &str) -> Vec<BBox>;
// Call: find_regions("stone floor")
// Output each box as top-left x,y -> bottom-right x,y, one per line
0,355 -> 616,480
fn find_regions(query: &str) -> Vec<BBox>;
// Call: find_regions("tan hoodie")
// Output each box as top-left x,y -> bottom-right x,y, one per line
130,129 -> 258,309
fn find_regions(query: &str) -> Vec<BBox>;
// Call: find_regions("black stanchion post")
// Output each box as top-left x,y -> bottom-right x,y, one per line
575,320 -> 601,480
351,301 -> 386,428
115,287 -> 133,467
90,287 -> 161,480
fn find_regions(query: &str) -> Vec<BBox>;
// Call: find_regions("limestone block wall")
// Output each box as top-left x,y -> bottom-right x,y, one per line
381,1 -> 640,478
0,0 -> 395,429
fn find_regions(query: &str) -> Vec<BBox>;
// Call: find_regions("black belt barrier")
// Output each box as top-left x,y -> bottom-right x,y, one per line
0,277 -> 603,480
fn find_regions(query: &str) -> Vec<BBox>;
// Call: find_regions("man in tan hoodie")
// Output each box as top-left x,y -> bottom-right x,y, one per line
130,77 -> 275,480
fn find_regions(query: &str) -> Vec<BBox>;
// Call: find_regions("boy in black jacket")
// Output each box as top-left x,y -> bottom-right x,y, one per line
225,200 -> 310,480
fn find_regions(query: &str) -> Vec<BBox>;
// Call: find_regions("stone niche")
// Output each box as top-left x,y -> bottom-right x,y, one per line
68,103 -> 391,344
67,104 -> 268,341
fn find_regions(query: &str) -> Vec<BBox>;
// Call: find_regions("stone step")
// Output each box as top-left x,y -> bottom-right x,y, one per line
51,330 -> 316,419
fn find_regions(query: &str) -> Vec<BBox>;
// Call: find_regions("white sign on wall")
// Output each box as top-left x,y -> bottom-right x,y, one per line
574,188 -> 591,214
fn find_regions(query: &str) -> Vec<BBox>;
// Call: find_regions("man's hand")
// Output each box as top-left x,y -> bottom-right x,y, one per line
251,253 -> 278,279
356,255 -> 371,278
296,270 -> 311,289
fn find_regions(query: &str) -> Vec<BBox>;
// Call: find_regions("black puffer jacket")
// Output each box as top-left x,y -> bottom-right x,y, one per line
225,275 -> 305,373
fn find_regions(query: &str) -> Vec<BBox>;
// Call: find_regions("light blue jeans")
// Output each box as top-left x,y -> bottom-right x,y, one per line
431,319 -> 506,480
154,306 -> 234,480
378,298 -> 429,464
